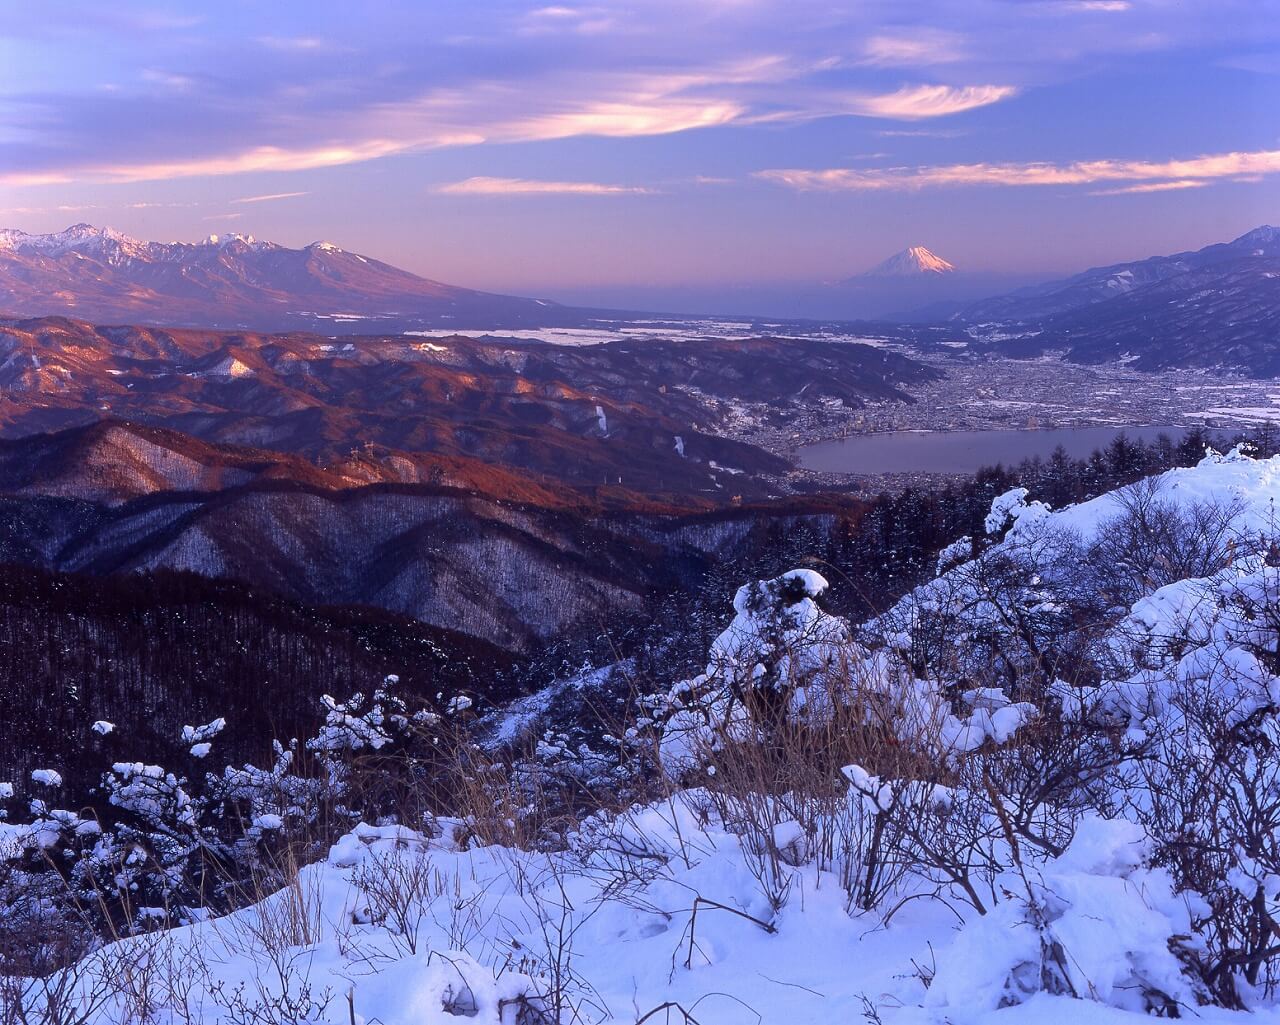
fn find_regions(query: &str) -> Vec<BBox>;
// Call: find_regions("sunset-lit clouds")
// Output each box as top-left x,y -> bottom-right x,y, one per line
5,0 -> 1259,190
0,54 -> 1010,187
254,36 -> 330,52
758,149 -> 1280,192
436,177 -> 652,195
840,84 -> 1016,120
860,32 -> 967,67
9,141 -> 416,187
1090,180 -> 1210,195
1,0 -> 1276,289
232,192 -> 310,204
1066,1 -> 1132,11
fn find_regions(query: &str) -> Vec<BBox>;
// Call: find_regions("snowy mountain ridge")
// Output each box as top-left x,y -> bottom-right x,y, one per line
958,224 -> 1280,374
0,222 -> 573,331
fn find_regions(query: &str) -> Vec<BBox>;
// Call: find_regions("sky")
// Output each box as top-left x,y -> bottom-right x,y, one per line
2,0 -> 1279,305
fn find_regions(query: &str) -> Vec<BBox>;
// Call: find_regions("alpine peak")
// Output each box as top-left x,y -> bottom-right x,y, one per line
862,245 -> 957,277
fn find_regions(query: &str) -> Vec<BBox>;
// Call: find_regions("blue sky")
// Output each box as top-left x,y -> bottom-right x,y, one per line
2,0 -> 1278,299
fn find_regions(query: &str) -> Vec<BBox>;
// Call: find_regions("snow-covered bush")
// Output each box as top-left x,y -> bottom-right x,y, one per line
653,567 -> 1040,786
927,815 -> 1208,1014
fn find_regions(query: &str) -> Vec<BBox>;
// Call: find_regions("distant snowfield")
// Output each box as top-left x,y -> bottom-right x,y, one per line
404,318 -> 894,348
1188,403 -> 1280,424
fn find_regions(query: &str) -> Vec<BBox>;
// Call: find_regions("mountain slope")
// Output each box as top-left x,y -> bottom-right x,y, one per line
0,224 -> 580,331
0,562 -> 513,789
0,467 -> 874,651
0,316 -> 937,500
857,245 -> 956,278
959,226 -> 1280,374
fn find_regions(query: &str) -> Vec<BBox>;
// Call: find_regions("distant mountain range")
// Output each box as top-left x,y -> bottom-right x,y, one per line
3,224 -> 1276,374
957,226 -> 1280,375
0,224 -> 584,332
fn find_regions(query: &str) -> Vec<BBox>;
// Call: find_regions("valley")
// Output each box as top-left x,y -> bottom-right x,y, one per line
778,354 -> 1280,486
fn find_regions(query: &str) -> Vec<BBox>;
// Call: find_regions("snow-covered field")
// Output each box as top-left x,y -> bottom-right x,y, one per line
38,798 -> 1274,1025
403,318 -> 895,348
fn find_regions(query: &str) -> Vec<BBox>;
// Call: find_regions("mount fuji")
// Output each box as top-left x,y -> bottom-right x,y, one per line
856,245 -> 957,278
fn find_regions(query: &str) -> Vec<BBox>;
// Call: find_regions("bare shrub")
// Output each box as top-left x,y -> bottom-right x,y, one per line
1091,478 -> 1244,606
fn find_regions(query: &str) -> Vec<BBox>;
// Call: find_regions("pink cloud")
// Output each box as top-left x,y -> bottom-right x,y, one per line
436,177 -> 653,195
757,148 -> 1280,191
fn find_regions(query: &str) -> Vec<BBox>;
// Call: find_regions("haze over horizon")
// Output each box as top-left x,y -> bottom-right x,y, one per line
3,0 -> 1278,310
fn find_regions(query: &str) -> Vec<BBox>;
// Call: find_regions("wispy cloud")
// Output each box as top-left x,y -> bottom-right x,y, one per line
202,212 -> 243,221
841,84 -> 1015,120
1064,1 -> 1131,11
255,36 -> 329,51
1,63 -> 767,186
0,204 -> 98,216
140,68 -> 194,91
1089,179 -> 1210,195
860,32 -> 966,67
2,141 -> 414,187
436,177 -> 652,195
2,0 -> 1269,193
232,191 -> 310,204
520,5 -> 617,36
757,148 -> 1280,191
877,127 -> 967,139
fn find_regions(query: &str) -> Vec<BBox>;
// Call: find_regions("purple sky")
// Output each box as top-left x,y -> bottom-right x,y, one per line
2,0 -> 1278,302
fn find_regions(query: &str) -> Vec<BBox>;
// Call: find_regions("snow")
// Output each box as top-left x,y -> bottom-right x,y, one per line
18,792 -> 1274,1025
6,450 -> 1280,1023
863,245 -> 957,277
1189,405 -> 1280,424
1045,444 -> 1280,540
91,720 -> 115,735
0,223 -> 143,256
182,719 -> 226,741
30,769 -> 62,787
926,816 -> 1206,1015
3,796 -> 935,1024
203,355 -> 254,378
985,487 -> 1051,536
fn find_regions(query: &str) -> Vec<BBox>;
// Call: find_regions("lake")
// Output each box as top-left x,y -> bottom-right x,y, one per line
797,426 -> 1214,475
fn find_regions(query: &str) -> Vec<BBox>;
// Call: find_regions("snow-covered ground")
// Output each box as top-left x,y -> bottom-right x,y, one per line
27,793 -> 1278,1024
6,447 -> 1280,1023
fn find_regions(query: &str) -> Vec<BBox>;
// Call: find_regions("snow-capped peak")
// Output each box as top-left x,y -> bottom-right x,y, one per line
0,223 -> 144,256
862,245 -> 957,277
1230,225 -> 1280,250
307,240 -> 343,253
203,232 -> 261,248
